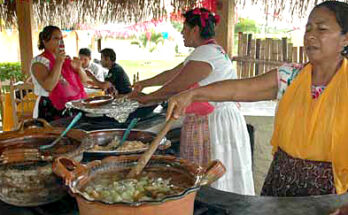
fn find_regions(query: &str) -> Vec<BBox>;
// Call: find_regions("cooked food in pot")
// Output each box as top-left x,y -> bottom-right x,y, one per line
93,139 -> 148,152
81,171 -> 187,203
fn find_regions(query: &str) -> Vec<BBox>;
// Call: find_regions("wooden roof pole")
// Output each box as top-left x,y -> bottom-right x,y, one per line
16,0 -> 34,77
215,0 -> 235,58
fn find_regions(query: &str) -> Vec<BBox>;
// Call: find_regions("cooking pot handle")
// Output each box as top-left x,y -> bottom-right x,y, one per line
18,118 -> 53,132
199,160 -> 226,186
53,157 -> 100,186
158,139 -> 171,150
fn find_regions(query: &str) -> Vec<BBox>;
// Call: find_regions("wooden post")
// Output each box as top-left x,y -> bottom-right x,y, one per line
260,40 -> 266,74
292,47 -> 298,63
249,38 -> 256,77
265,38 -> 271,72
16,0 -> 34,76
215,0 -> 235,58
288,43 -> 293,62
97,38 -> 102,52
282,38 -> 287,62
246,34 -> 252,77
299,46 -> 304,64
241,34 -> 248,78
75,31 -> 79,55
255,39 -> 261,76
237,32 -> 243,78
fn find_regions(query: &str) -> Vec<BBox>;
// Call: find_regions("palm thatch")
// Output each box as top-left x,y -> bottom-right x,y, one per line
0,0 -> 199,29
0,0 -> 348,29
237,0 -> 348,20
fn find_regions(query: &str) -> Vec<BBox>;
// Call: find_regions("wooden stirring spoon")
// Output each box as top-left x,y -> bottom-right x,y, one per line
127,118 -> 175,178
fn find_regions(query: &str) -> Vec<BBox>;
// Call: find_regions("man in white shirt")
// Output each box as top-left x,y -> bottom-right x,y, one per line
79,48 -> 107,81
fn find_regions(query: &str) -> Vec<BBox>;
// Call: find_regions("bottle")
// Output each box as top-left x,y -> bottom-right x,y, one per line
59,39 -> 65,52
133,74 -> 136,85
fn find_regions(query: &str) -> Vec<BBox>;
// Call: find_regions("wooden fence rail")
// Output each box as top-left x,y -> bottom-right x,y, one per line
232,32 -> 307,79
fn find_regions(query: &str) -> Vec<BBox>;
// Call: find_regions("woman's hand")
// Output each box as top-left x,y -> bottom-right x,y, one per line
55,49 -> 66,64
132,80 -> 147,93
166,90 -> 193,121
128,91 -> 150,104
103,81 -> 118,96
85,69 -> 95,78
71,57 -> 82,72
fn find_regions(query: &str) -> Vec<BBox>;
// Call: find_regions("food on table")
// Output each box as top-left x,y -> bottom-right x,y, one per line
93,139 -> 148,152
82,172 -> 185,203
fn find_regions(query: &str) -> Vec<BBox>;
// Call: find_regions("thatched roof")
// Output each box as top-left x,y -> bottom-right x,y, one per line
1,0 -> 348,29
0,0 -> 198,29
238,0 -> 348,20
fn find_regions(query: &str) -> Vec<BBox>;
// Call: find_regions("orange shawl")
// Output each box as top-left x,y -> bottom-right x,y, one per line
271,58 -> 348,194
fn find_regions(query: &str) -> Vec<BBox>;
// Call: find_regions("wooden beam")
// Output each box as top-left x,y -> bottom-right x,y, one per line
16,0 -> 34,77
215,0 -> 235,58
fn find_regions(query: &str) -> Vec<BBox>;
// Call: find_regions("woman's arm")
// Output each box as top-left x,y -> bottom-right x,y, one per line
166,69 -> 278,119
133,63 -> 184,91
71,57 -> 89,85
31,54 -> 65,92
131,60 -> 212,104
75,67 -> 89,85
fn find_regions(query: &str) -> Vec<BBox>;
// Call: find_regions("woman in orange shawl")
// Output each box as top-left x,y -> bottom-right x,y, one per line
166,1 -> 348,197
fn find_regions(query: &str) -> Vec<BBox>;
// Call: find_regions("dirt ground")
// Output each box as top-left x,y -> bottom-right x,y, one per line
245,115 -> 275,195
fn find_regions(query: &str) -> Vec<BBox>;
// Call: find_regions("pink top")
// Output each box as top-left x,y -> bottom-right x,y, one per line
185,83 -> 215,115
42,50 -> 87,110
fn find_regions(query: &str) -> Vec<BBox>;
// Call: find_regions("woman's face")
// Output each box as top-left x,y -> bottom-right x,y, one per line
43,29 -> 63,52
181,22 -> 195,47
304,7 -> 348,63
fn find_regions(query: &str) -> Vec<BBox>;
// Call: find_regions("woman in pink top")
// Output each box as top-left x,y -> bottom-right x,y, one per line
131,8 -> 254,195
30,26 -> 88,122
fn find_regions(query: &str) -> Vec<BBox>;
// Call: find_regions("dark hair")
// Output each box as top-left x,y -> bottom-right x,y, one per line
100,48 -> 116,62
183,8 -> 219,39
38,25 -> 61,50
79,48 -> 91,57
314,1 -> 348,57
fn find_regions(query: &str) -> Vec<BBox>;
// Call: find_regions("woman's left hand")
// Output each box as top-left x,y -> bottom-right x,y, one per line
71,57 -> 82,72
166,90 -> 193,121
128,91 -> 150,104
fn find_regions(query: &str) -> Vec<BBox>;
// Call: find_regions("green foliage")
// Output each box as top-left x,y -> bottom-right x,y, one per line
234,18 -> 260,34
0,62 -> 26,81
175,44 -> 179,54
131,30 -> 164,53
171,21 -> 183,32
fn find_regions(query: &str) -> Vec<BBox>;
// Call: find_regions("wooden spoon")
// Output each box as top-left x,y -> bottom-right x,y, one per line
127,118 -> 175,178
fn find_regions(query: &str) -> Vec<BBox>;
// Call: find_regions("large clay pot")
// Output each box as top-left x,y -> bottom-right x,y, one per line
53,155 -> 226,215
0,119 -> 92,206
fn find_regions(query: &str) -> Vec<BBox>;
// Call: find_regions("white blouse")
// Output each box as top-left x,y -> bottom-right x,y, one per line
30,55 -> 50,118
